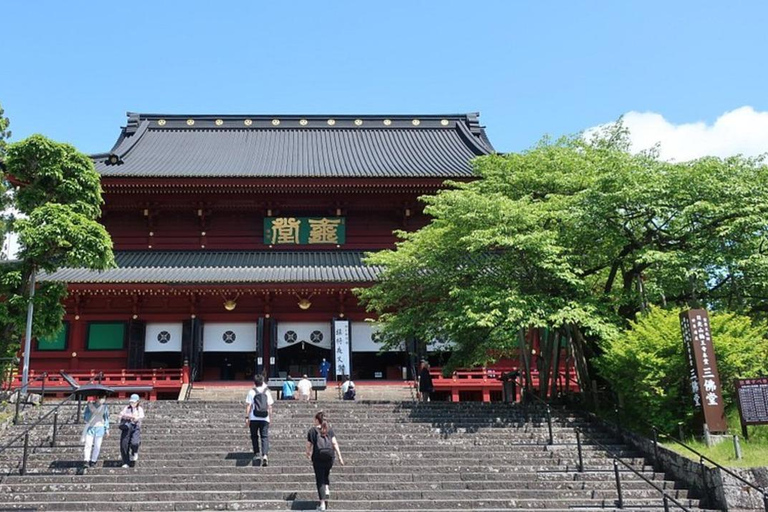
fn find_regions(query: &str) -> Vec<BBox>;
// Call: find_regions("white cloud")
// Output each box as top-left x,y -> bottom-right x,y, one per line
589,106 -> 768,162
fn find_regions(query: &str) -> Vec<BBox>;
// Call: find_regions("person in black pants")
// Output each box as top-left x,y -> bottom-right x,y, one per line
246,374 -> 274,466
118,394 -> 145,468
305,411 -> 344,511
418,360 -> 434,402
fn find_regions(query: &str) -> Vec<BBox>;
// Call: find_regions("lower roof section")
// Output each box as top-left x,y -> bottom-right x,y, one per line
40,250 -> 381,284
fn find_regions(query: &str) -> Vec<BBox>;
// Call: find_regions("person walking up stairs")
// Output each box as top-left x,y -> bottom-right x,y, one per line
306,410 -> 344,511
245,374 -> 274,466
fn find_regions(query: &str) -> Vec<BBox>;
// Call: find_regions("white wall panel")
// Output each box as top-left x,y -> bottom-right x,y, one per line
145,322 -> 183,352
203,322 -> 258,352
276,322 -> 332,350
351,322 -> 403,352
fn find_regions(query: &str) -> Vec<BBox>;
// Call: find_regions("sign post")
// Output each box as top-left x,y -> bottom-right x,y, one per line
680,309 -> 727,433
734,377 -> 768,440
332,318 -> 351,380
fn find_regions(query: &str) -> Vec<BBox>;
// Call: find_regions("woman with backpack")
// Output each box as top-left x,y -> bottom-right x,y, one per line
305,411 -> 344,511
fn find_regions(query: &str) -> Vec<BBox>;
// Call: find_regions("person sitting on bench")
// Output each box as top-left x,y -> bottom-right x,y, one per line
342,381 -> 356,401
282,375 -> 296,400
297,375 -> 312,401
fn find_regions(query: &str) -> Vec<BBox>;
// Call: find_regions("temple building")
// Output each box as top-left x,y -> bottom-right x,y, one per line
33,113 -> 494,382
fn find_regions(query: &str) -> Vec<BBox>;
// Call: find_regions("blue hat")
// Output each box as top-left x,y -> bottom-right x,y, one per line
129,394 -> 140,402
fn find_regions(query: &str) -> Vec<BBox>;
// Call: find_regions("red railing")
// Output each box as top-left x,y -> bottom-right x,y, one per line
13,368 -> 188,401
428,367 -> 580,403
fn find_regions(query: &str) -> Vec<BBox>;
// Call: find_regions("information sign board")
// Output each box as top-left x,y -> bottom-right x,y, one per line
735,377 -> 768,439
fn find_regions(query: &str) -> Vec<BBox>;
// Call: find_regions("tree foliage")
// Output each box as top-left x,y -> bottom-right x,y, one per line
0,102 -> 11,258
0,135 -> 114,357
356,125 -> 768,374
596,306 -> 768,433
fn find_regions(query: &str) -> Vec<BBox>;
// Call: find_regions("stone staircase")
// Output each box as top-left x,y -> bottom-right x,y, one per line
187,382 -> 414,402
0,400 -> 711,511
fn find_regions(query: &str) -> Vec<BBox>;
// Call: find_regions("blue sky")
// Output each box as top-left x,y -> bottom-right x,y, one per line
3,1 -> 768,155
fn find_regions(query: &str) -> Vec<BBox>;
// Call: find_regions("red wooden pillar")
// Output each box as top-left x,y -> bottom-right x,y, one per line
69,318 -> 86,370
451,374 -> 459,402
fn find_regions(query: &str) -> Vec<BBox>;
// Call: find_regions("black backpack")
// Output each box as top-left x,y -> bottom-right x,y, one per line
315,431 -> 334,461
252,388 -> 269,418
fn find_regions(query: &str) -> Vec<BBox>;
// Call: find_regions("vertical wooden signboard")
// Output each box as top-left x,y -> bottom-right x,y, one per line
680,309 -> 727,433
332,318 -> 351,379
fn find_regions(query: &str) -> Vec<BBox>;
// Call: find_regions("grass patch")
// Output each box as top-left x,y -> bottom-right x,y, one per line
663,435 -> 768,468
661,411 -> 768,468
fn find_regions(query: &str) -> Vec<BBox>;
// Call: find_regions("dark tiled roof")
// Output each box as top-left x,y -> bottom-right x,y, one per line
93,113 -> 494,178
39,251 -> 380,284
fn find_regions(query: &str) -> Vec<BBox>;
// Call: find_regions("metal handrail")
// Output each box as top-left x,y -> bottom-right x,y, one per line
12,371 -> 49,424
9,371 -> 48,394
654,428 -> 768,511
0,392 -> 76,475
513,375 -> 554,445
582,427 -> 693,511
594,393 -> 767,512
518,375 -> 692,510
183,366 -> 197,401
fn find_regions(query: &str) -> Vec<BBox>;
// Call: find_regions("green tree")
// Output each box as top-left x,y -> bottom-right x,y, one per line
0,134 -> 114,358
596,306 -> 768,433
356,125 -> 768,378
0,102 -> 12,258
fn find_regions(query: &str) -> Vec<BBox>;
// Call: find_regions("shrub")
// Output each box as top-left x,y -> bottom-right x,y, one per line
596,306 -> 768,434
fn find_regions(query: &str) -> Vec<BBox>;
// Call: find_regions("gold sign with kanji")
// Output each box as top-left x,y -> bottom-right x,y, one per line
264,217 -> 346,245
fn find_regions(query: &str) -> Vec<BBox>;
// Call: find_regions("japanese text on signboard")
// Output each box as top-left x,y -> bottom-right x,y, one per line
680,309 -> 727,432
264,217 -> 346,245
332,319 -> 351,379
735,377 -> 768,425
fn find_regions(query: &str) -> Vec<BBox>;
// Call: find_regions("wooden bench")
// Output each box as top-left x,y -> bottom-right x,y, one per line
267,378 -> 327,400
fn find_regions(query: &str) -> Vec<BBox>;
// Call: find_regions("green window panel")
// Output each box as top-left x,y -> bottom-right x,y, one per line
87,322 -> 126,350
37,324 -> 69,351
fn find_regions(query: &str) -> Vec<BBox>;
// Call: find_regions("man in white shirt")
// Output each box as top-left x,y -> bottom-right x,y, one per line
297,374 -> 313,401
245,374 -> 274,466
341,375 -> 354,396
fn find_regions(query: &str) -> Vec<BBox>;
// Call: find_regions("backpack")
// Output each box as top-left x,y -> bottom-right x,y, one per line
314,430 -> 334,461
252,388 -> 269,418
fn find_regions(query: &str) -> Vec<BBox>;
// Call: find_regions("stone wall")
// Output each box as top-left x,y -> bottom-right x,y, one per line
590,414 -> 767,511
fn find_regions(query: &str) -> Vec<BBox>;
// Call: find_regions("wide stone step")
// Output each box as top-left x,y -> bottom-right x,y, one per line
2,469 -> 671,484
6,432 -> 613,444
26,440 -> 635,452
43,433 -> 610,444
14,446 -> 646,461
2,401 -> 705,511
0,497 -> 702,511
25,446 -> 643,463
13,461 -> 657,474
5,487 -> 693,503
0,479 -> 685,493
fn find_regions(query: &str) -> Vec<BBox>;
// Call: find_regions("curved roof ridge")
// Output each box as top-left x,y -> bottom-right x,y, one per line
92,111 -> 495,178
